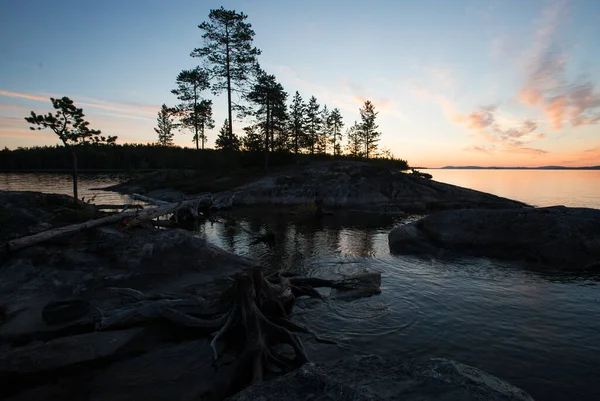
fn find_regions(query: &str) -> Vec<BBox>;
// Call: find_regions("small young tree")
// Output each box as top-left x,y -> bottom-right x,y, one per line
289,91 -> 306,155
241,124 -> 263,153
358,100 -> 380,159
345,121 -> 363,157
316,105 -> 330,154
154,104 -> 176,146
215,119 -> 241,151
25,96 -> 116,201
329,108 -> 344,156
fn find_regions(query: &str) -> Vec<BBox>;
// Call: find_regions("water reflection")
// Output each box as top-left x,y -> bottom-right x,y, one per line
196,208 -> 600,401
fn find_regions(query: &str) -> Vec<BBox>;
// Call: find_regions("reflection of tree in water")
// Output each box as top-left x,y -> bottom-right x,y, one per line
358,229 -> 375,258
217,220 -> 238,253
199,210 -> 391,273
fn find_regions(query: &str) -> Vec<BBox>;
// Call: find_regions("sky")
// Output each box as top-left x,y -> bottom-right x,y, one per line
1,0 -> 599,167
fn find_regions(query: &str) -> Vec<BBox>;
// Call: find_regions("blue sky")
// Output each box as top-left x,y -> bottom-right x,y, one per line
1,0 -> 599,167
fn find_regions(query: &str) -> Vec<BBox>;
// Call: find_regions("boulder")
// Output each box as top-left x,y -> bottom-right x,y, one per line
230,355 -> 534,401
231,162 -> 527,212
389,206 -> 600,270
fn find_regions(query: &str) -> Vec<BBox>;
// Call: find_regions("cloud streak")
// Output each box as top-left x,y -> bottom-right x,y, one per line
0,89 -> 159,120
517,1 -> 600,130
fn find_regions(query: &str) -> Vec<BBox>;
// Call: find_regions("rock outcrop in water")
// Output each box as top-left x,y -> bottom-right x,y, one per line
230,162 -> 527,213
231,355 -> 534,401
389,206 -> 600,270
104,162 -> 528,214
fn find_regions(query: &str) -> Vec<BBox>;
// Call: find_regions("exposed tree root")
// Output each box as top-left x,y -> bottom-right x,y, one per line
100,267 -> 381,387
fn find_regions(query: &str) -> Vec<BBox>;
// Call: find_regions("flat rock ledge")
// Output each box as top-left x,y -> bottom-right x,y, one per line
389,206 -> 600,270
231,355 -> 534,401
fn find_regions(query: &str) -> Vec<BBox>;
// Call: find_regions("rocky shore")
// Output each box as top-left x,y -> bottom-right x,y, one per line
106,162 -> 529,214
0,190 -> 536,400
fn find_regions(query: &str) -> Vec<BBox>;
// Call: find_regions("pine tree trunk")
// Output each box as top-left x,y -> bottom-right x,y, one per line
72,151 -> 78,202
201,124 -> 205,150
225,25 -> 233,144
264,102 -> 270,171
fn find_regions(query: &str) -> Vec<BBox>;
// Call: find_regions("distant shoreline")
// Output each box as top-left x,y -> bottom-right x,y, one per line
432,166 -> 600,170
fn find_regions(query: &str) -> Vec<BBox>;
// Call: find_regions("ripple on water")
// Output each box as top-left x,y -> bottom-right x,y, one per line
299,258 -> 422,342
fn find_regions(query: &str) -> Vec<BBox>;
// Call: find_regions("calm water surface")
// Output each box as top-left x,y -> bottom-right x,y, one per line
426,169 -> 600,208
1,171 -> 600,400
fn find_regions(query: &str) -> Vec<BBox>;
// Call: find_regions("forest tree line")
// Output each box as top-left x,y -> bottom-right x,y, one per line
14,6 -> 408,176
0,144 -> 408,171
155,6 -> 401,168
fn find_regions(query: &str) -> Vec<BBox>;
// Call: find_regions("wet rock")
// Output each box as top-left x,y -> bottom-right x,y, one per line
231,355 -> 534,401
389,206 -> 600,270
232,162 -> 527,212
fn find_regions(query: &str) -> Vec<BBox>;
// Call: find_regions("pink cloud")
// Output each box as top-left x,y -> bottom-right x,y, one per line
0,90 -> 50,102
516,1 -> 600,130
0,89 -> 159,118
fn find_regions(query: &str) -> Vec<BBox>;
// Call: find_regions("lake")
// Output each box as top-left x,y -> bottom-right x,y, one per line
1,170 -> 600,400
426,168 -> 600,209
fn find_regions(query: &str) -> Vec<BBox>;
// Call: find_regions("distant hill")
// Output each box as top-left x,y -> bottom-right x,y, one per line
440,166 -> 600,170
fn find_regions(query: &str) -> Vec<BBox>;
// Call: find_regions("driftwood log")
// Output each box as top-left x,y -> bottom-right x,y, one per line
5,195 -> 212,252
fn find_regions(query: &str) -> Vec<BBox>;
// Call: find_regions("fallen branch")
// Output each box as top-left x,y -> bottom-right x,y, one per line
94,204 -> 144,210
131,193 -> 170,206
5,195 -> 212,252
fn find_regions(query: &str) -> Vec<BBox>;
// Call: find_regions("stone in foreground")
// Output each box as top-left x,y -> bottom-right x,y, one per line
389,206 -> 600,270
231,355 -> 534,401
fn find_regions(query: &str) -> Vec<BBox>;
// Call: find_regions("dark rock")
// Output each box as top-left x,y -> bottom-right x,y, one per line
389,206 -> 600,270
230,355 -> 534,401
0,328 -> 144,374
89,340 -> 237,401
42,299 -> 91,325
0,224 -> 256,343
232,162 -> 527,212
4,340 -> 238,401
0,190 -> 99,242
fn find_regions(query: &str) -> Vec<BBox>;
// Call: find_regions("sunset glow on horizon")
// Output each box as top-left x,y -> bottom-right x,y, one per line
1,0 -> 599,168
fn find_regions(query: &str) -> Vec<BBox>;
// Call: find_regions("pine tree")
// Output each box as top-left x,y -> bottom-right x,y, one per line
246,70 -> 287,169
171,67 -> 213,149
215,119 -> 241,151
25,96 -> 117,201
154,104 -> 176,146
289,91 -> 306,155
358,100 -> 380,159
241,124 -> 263,152
346,121 -> 363,157
329,108 -> 344,156
316,105 -> 330,154
304,96 -> 321,155
192,7 -> 261,145
272,103 -> 290,152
